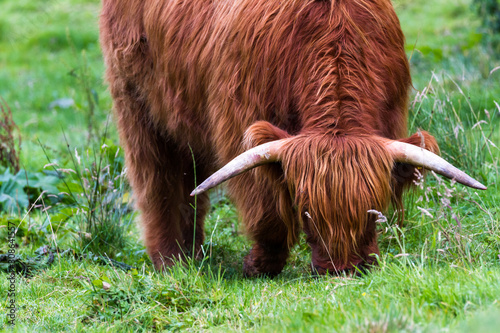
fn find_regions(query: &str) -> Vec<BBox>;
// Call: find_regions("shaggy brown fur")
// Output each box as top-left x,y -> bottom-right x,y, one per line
100,0 -> 439,275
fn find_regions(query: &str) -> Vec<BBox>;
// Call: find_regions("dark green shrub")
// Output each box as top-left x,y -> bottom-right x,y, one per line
473,0 -> 500,33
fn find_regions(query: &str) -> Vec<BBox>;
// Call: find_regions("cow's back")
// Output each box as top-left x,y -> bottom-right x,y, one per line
101,0 -> 411,163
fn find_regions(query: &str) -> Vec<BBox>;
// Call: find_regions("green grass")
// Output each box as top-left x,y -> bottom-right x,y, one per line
0,0 -> 110,169
4,257 -> 500,331
1,0 -> 499,331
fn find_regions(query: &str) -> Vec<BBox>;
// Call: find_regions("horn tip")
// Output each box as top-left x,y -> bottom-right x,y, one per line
474,182 -> 487,190
190,188 -> 203,196
461,177 -> 487,190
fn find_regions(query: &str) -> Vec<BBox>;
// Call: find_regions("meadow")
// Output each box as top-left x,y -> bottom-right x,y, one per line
0,0 -> 499,331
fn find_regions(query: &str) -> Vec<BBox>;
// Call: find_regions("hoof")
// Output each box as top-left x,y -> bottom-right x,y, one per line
242,252 -> 285,278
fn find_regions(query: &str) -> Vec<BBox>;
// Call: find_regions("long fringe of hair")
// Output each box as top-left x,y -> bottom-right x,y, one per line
280,131 -> 393,263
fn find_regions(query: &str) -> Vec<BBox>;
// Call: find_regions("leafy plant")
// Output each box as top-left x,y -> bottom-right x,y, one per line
0,168 -> 62,213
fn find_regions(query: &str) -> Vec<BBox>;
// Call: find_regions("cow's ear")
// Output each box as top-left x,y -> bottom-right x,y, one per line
243,120 -> 291,149
243,121 -> 291,149
398,130 -> 439,155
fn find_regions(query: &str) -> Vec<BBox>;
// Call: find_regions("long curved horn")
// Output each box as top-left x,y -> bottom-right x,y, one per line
386,140 -> 487,190
190,139 -> 290,196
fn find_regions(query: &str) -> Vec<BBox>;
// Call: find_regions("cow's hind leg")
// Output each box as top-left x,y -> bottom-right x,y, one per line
112,90 -> 209,270
132,133 -> 209,269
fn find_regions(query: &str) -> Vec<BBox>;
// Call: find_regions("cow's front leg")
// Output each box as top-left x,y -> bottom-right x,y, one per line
228,168 -> 297,278
243,239 -> 290,278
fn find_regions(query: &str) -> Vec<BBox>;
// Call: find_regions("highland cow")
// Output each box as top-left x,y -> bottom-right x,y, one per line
100,0 -> 486,276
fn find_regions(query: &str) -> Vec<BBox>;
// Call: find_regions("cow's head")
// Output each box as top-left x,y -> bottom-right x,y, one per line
191,121 -> 486,268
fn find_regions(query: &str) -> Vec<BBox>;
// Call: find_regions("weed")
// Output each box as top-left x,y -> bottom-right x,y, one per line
61,134 -> 135,259
0,99 -> 20,173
